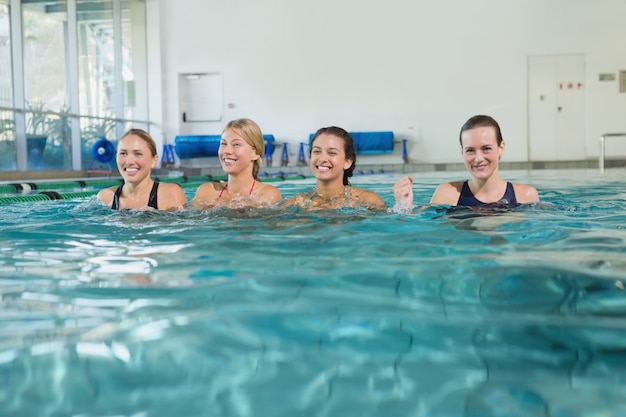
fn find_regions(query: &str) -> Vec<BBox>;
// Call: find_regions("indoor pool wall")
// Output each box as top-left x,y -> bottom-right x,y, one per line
0,168 -> 625,417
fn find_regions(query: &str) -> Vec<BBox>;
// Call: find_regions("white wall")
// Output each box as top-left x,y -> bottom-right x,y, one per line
156,0 -> 626,165
146,0 -> 166,158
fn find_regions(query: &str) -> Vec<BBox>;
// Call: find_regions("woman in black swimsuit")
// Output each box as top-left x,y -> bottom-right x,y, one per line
393,115 -> 539,210
97,129 -> 187,210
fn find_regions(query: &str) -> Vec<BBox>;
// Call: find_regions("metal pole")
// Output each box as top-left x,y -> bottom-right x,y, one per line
599,135 -> 605,174
67,0 -> 81,170
10,0 -> 26,170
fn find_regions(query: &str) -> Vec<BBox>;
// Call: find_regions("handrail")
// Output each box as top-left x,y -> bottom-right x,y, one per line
0,105 -> 158,128
599,133 -> 626,173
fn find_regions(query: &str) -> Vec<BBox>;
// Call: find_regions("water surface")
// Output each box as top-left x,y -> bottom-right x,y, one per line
1,169 -> 625,417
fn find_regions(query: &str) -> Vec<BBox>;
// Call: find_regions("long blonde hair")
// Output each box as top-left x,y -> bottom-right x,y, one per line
223,118 -> 265,179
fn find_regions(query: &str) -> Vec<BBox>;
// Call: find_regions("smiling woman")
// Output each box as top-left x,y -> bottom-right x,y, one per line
282,126 -> 386,210
394,115 -> 540,211
189,118 -> 282,209
96,129 -> 187,210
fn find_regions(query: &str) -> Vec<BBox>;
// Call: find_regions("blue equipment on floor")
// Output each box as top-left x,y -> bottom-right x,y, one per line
297,142 -> 306,166
402,138 -> 409,163
162,144 -> 176,166
281,143 -> 289,166
308,131 -> 394,154
174,134 -> 277,160
88,138 -> 116,172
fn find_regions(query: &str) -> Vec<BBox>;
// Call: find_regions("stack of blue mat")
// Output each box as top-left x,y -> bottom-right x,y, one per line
308,131 -> 394,154
174,134 -> 276,159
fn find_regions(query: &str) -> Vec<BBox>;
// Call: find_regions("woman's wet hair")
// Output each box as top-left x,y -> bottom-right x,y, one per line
223,118 -> 265,179
120,128 -> 157,157
459,115 -> 503,146
310,126 -> 356,186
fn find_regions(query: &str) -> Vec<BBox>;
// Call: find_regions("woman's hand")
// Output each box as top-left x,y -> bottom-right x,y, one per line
392,176 -> 414,213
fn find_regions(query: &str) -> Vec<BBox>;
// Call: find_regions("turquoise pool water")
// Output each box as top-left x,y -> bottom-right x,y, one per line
1,169 -> 626,417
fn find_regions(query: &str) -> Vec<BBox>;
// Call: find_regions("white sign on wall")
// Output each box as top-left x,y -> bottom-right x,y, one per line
178,72 -> 223,122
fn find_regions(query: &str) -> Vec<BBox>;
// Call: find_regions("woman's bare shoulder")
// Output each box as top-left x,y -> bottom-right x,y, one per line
195,181 -> 220,193
512,182 -> 539,203
430,181 -> 464,205
97,186 -> 117,206
256,182 -> 282,204
158,182 -> 188,209
190,181 -> 221,208
437,181 -> 464,191
282,192 -> 308,208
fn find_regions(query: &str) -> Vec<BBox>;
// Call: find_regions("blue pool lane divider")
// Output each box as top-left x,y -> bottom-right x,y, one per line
258,171 -> 306,180
353,169 -> 390,176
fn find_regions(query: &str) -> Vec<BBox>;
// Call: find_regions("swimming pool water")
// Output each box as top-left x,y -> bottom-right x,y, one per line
1,169 -> 626,417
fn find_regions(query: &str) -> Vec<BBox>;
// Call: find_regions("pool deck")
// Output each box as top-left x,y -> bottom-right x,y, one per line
162,157 -> 626,181
1,158 -> 625,183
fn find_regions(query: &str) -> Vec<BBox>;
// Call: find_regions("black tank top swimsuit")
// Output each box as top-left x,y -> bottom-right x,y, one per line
457,181 -> 518,206
111,182 -> 159,210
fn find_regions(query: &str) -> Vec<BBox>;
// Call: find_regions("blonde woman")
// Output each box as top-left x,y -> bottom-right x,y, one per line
97,128 -> 187,210
190,118 -> 282,209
